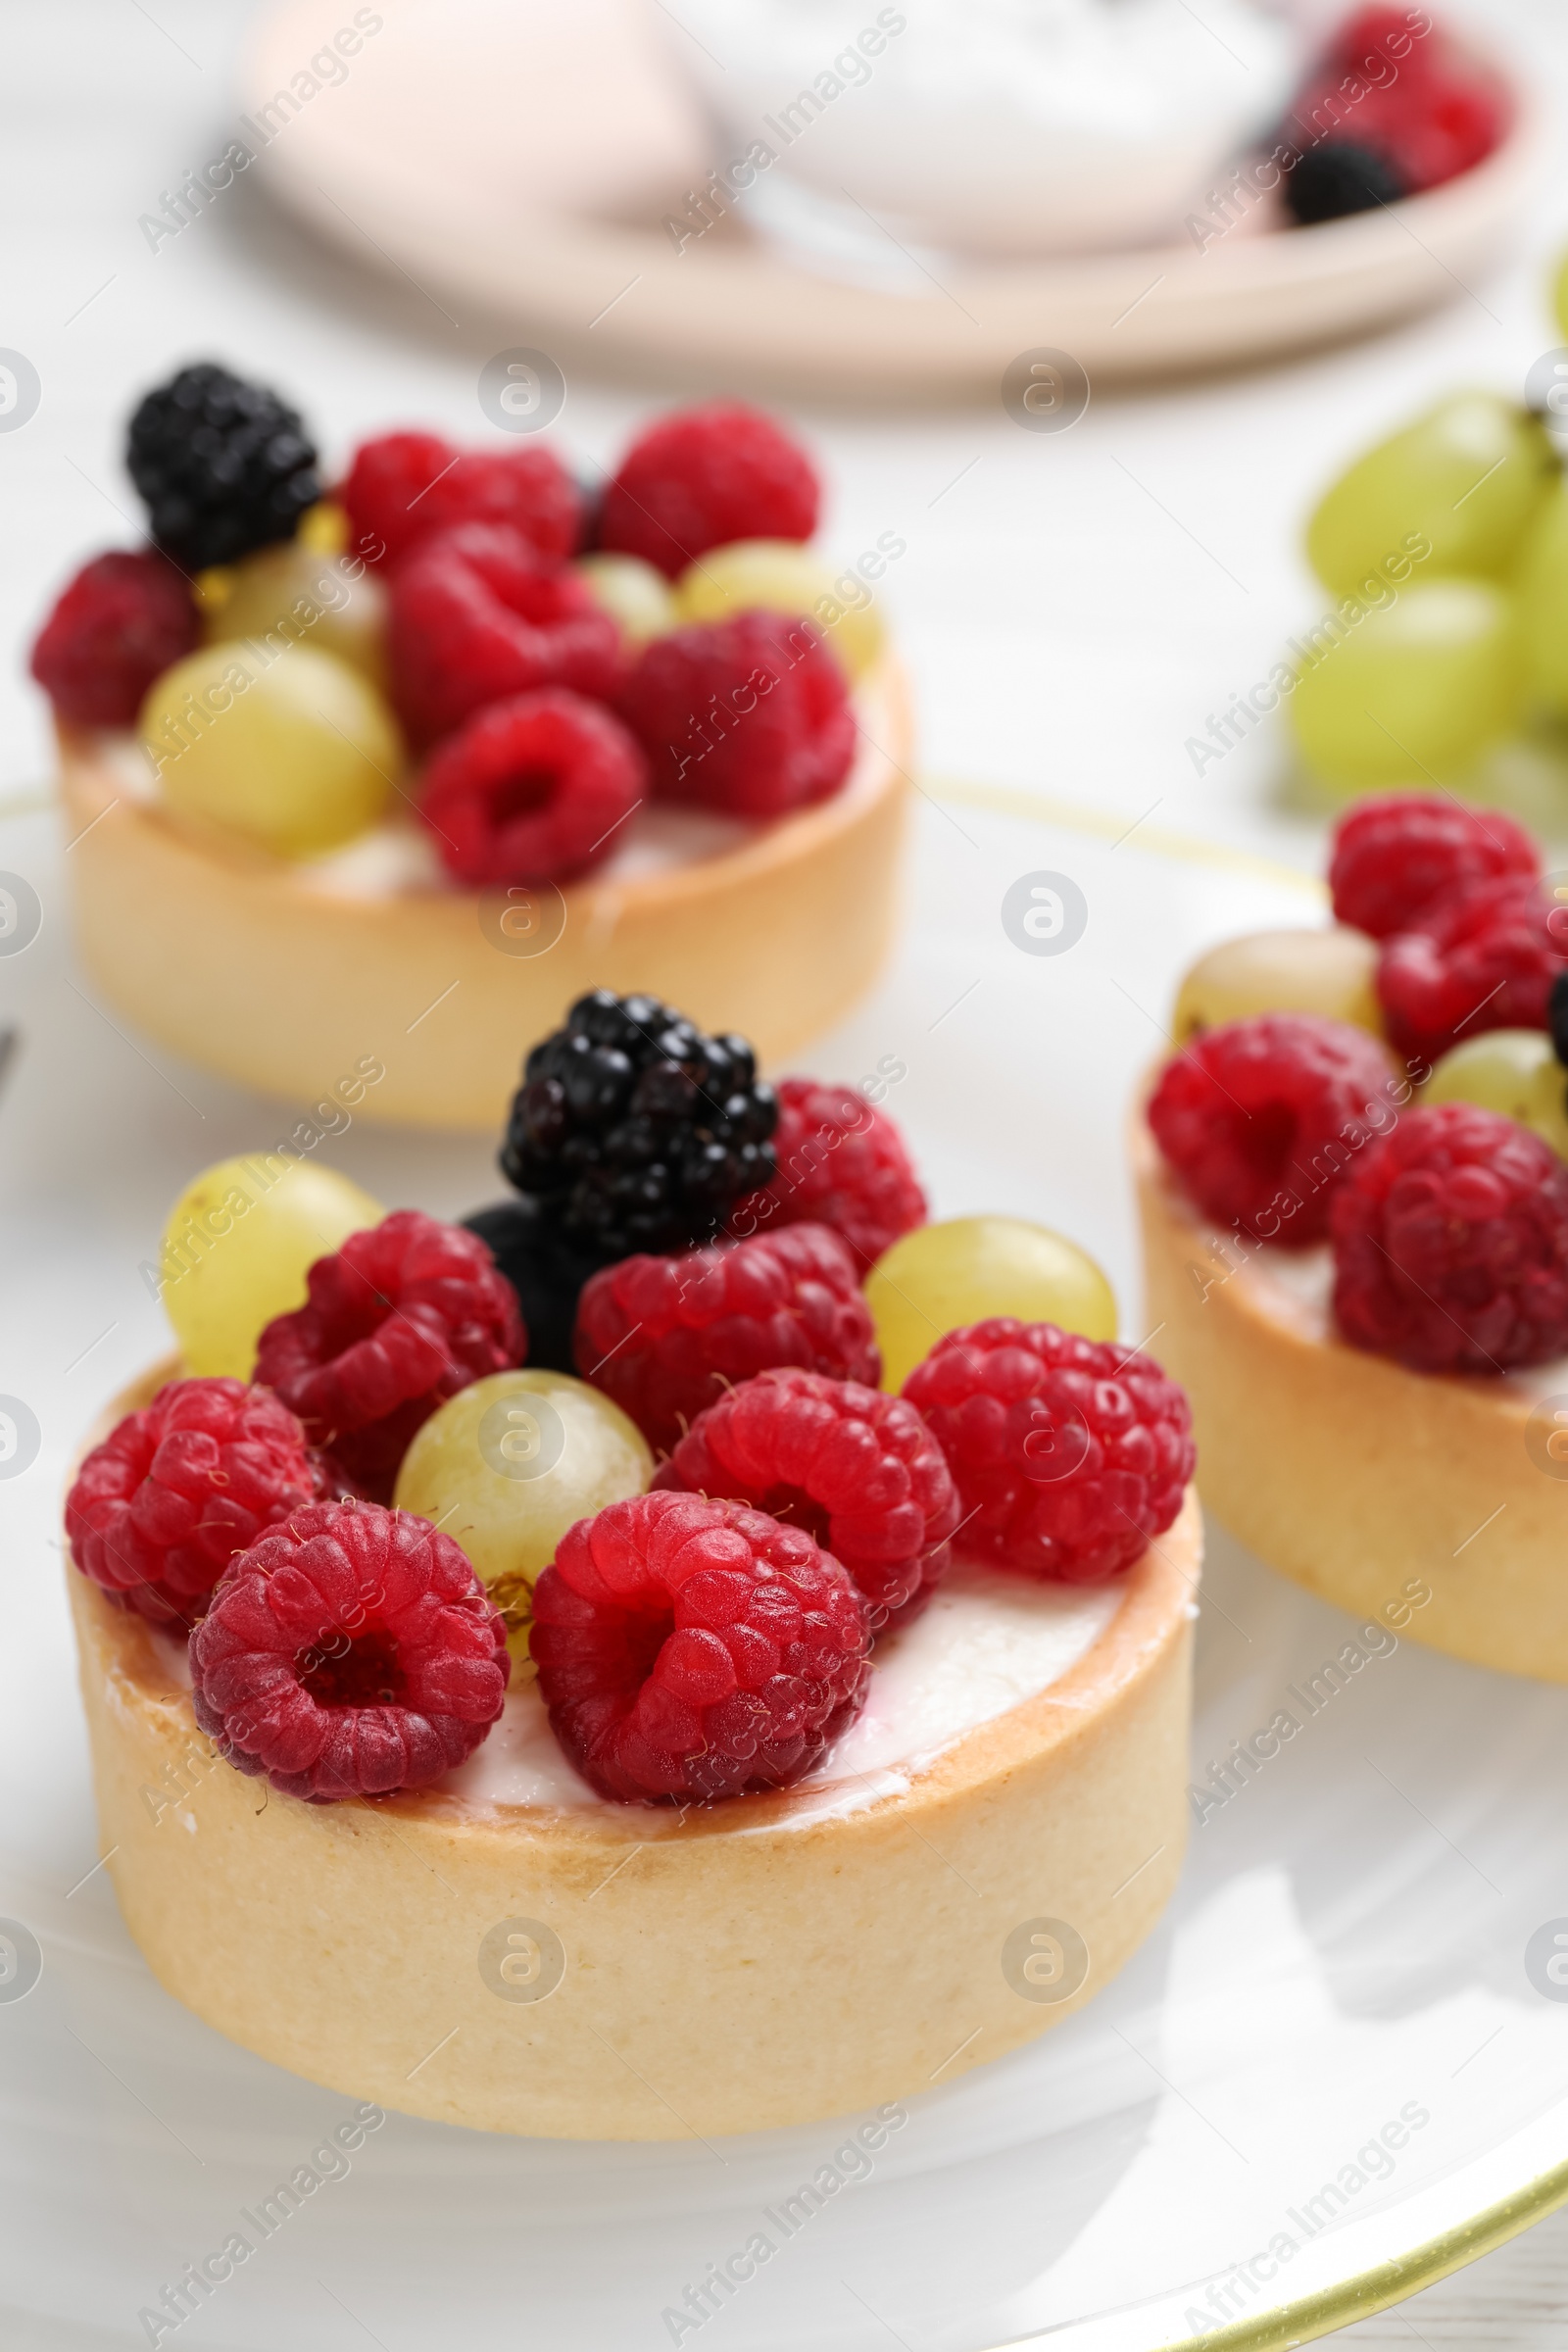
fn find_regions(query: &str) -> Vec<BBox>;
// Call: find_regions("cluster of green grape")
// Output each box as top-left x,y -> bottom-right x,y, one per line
140,523 -> 886,867
1288,271 -> 1568,796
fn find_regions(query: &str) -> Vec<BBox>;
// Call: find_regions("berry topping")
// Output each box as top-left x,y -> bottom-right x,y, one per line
616,610 -> 856,819
500,989 -> 777,1258
66,1377 -> 315,1625
388,522 -> 622,749
1281,10 -> 1510,223
728,1077 -> 926,1270
126,363 -> 320,571
29,550 -> 198,729
1328,791 -> 1539,941
903,1321 -> 1195,1584
190,1499 -> 509,1800
416,689 -> 648,888
253,1212 -> 525,1504
597,403 -> 819,580
529,1490 -> 868,1803
1376,875 -> 1568,1066
575,1223 -> 880,1453
1331,1102 -> 1568,1373
653,1368 -> 958,1628
1149,1013 -> 1399,1247
337,430 -> 582,570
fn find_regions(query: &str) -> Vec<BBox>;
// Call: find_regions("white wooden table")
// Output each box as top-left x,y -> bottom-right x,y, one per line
4,0 -> 1568,2338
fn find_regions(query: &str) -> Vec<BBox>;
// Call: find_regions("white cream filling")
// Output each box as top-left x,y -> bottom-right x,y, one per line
147,1559 -> 1125,1822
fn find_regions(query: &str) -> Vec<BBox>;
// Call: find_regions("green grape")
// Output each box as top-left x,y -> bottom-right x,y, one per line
162,1155 -> 384,1378
1513,478 -> 1568,715
1554,250 -> 1568,345
673,539 -> 885,680
394,1370 -> 653,1659
865,1217 -> 1117,1394
574,553 -> 677,647
1173,927 -> 1382,1045
142,639 -> 402,859
1289,580 -> 1525,792
1420,1030 -> 1568,1158
201,542 -> 389,690
1306,394 -> 1555,596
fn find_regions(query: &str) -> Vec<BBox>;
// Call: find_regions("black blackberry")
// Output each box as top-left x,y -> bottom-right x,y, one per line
126,363 -> 320,572
462,1197 -> 608,1374
1283,141 -> 1407,228
499,990 -> 777,1259
1549,969 -> 1568,1071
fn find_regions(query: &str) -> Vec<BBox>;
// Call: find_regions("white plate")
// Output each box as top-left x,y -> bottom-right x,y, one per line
4,780 -> 1568,2352
237,0 -> 1544,400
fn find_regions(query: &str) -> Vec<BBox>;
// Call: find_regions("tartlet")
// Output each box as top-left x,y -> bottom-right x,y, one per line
34,373 -> 912,1130
72,1353 -> 1198,2140
64,996 -> 1202,2137
1136,789 -> 1568,1682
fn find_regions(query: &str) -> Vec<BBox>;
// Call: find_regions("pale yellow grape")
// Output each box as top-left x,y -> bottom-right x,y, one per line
1305,394 -> 1554,595
866,1217 -> 1117,1395
1289,580 -> 1525,793
142,639 -> 401,859
162,1156 -> 384,1379
1513,479 -> 1568,716
1555,250 -> 1568,344
1173,928 -> 1382,1045
574,553 -> 677,647
1420,1031 -> 1568,1159
395,1371 -> 653,1657
200,541 -> 390,690
672,539 -> 885,680
298,501 -> 349,556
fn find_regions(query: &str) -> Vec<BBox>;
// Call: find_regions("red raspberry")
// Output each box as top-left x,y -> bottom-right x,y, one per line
416,688 -> 647,888
904,1321 -> 1195,1584
1329,792 -> 1538,942
728,1077 -> 926,1269
1376,875 -> 1568,1066
337,430 -> 582,570
254,1211 -> 524,1503
388,521 -> 621,748
530,1490 -> 868,1802
597,403 -> 819,580
30,549 -> 198,728
1358,59 -> 1508,193
1292,15 -> 1510,195
1149,1013 -> 1399,1247
1331,1102 -> 1568,1372
1327,6 -> 1433,70
616,611 -> 855,819
190,1499 -> 509,1800
574,1223 -> 879,1453
653,1368 -> 958,1629
66,1377 -> 315,1626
